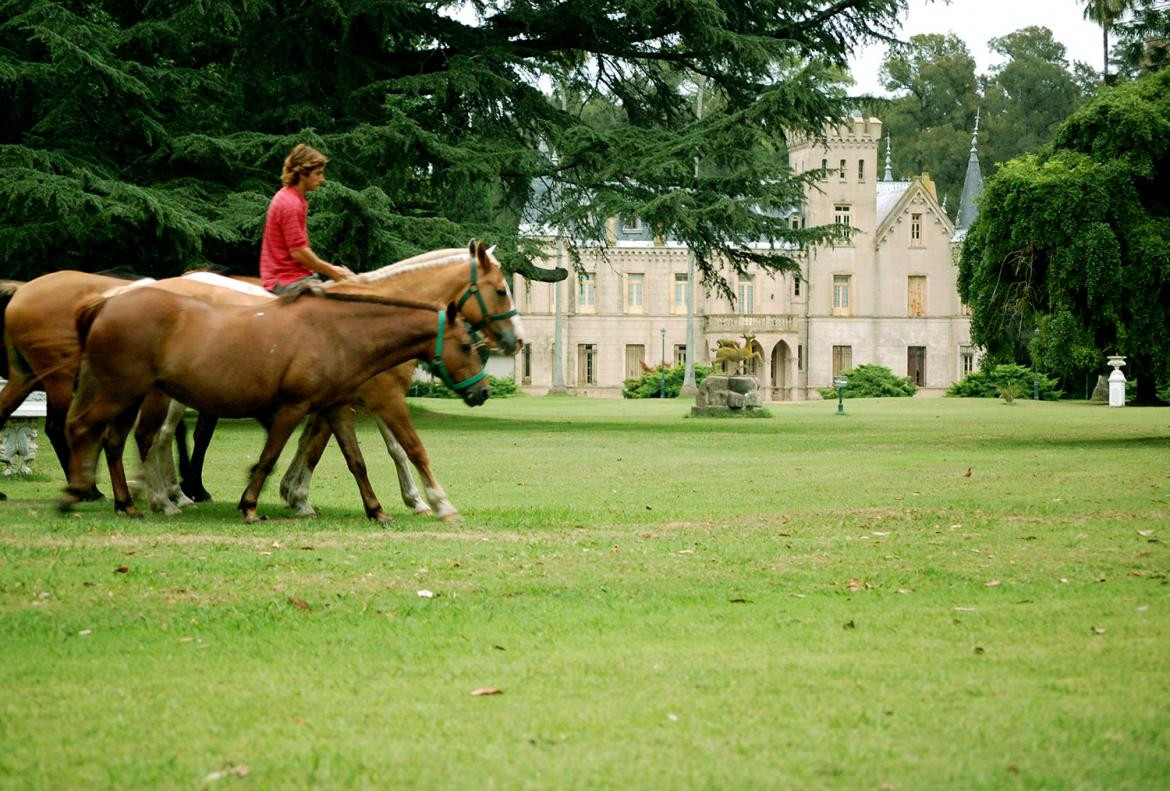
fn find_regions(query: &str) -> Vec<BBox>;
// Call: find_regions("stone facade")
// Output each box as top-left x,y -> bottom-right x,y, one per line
511,117 -> 979,399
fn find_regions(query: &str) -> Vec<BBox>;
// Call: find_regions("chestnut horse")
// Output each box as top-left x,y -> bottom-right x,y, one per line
61,285 -> 490,523
177,242 -> 524,520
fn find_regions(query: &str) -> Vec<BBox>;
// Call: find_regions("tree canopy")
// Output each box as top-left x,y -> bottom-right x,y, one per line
957,68 -> 1170,402
875,28 -> 1090,212
0,0 -> 909,288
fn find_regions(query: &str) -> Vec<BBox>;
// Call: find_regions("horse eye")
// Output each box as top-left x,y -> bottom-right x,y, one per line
496,289 -> 507,297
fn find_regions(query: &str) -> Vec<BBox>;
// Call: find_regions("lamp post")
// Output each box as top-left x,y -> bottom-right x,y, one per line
833,376 -> 848,415
680,76 -> 704,397
659,328 -> 667,398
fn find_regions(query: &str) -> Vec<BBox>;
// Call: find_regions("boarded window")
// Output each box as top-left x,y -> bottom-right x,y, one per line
832,345 -> 852,378
907,275 -> 926,317
625,344 -> 645,379
907,346 -> 926,387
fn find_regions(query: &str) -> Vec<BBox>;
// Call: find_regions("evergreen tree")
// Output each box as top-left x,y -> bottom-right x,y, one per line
0,0 -> 908,288
958,69 -> 1170,403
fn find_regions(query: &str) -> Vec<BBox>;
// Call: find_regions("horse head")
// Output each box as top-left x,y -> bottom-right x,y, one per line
427,302 -> 491,407
459,240 -> 525,357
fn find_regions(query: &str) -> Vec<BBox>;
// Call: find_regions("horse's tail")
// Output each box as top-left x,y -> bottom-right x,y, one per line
0,280 -> 22,379
74,294 -> 108,350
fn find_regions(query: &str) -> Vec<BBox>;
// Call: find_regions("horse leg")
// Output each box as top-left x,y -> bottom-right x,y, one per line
103,405 -> 146,518
155,398 -> 195,510
134,392 -> 186,515
373,415 -> 434,516
60,373 -> 134,513
321,404 -> 390,524
279,413 -> 332,518
180,412 -> 217,502
237,407 -> 306,524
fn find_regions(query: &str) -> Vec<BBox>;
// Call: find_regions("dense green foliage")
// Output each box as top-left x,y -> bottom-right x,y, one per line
408,373 -> 519,399
1110,0 -> 1170,77
874,29 -> 1089,211
622,363 -> 711,399
945,363 -> 1062,400
0,0 -> 909,289
815,363 -> 916,398
958,69 -> 1170,403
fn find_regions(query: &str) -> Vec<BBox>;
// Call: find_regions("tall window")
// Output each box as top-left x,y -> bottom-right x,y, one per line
910,212 -> 923,245
907,346 -> 926,387
907,275 -> 926,318
674,344 -> 687,367
797,344 -> 804,371
961,347 -> 975,376
793,274 -> 801,297
832,345 -> 852,378
624,344 -> 645,379
522,346 -> 532,385
523,278 -> 532,311
821,158 -> 828,178
737,274 -> 755,314
858,159 -> 865,182
577,343 -> 596,385
577,273 -> 595,312
789,214 -> 801,230
839,158 -> 847,180
624,273 -> 644,313
832,274 -> 852,316
833,203 -> 851,242
672,272 -> 688,314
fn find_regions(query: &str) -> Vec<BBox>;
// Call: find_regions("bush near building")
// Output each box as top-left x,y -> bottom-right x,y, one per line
816,364 -> 917,399
946,364 -> 1062,400
623,364 -> 712,399
408,375 -> 520,399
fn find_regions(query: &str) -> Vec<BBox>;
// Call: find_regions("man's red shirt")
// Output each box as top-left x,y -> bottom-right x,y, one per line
259,185 -> 312,290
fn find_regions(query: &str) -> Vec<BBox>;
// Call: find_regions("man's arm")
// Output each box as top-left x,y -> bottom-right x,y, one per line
290,247 -> 354,281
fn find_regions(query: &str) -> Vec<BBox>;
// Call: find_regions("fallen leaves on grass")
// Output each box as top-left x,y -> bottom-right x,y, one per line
417,589 -> 435,599
203,764 -> 250,783
470,687 -> 502,697
114,566 -> 129,574
963,467 -> 972,477
287,596 -> 311,612
1137,529 -> 1155,538
985,579 -> 1001,587
846,579 -> 873,591
1091,626 -> 1106,635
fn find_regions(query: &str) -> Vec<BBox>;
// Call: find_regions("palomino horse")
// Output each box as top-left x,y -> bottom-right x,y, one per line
176,242 -> 525,520
61,285 -> 490,522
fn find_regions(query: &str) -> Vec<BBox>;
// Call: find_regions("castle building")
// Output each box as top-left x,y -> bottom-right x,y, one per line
509,117 -> 981,398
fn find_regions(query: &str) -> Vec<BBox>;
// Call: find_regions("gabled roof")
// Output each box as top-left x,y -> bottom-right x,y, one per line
874,175 -> 954,247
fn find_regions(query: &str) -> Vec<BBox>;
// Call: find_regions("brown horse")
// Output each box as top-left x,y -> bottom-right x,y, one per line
178,242 -> 524,520
61,284 -> 490,522
0,270 -> 278,504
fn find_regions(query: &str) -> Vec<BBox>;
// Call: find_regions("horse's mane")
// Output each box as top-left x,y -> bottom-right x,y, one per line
94,268 -> 149,280
343,248 -> 469,285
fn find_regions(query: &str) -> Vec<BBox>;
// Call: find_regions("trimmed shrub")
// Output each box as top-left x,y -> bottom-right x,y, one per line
816,364 -> 917,398
946,364 -> 1062,401
407,374 -> 520,399
623,364 -> 712,399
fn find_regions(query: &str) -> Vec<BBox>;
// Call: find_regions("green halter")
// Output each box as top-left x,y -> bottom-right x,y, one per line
426,309 -> 487,392
456,254 -> 518,346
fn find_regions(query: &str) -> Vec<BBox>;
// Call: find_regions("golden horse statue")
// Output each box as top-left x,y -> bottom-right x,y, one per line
712,334 -> 762,374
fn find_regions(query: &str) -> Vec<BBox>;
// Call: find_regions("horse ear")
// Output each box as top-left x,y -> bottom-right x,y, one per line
467,239 -> 477,259
476,241 -> 492,273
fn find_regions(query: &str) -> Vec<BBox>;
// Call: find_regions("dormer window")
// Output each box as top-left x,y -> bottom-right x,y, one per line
621,214 -> 641,233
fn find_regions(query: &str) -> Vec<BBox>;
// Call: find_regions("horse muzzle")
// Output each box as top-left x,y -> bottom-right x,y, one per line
461,382 -> 490,407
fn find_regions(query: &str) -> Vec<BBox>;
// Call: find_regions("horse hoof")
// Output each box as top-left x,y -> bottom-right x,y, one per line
116,504 -> 144,519
57,495 -> 76,513
182,485 -> 213,503
242,511 -> 262,525
0,491 -> 6,501
293,505 -> 317,519
438,512 -> 463,523
372,510 -> 394,526
80,487 -> 106,502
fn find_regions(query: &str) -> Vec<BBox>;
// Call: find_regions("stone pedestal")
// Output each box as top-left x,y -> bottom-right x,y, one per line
691,375 -> 763,416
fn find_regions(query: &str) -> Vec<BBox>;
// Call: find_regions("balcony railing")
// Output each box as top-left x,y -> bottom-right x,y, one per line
704,313 -> 799,334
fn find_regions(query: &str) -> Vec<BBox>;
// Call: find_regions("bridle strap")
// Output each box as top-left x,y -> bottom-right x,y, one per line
427,309 -> 487,392
456,255 -> 518,336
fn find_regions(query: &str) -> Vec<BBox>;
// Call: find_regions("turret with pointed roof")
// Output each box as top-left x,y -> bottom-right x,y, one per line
954,109 -> 984,238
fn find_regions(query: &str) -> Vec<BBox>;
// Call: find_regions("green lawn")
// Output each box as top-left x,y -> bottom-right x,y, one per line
1,396 -> 1167,789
